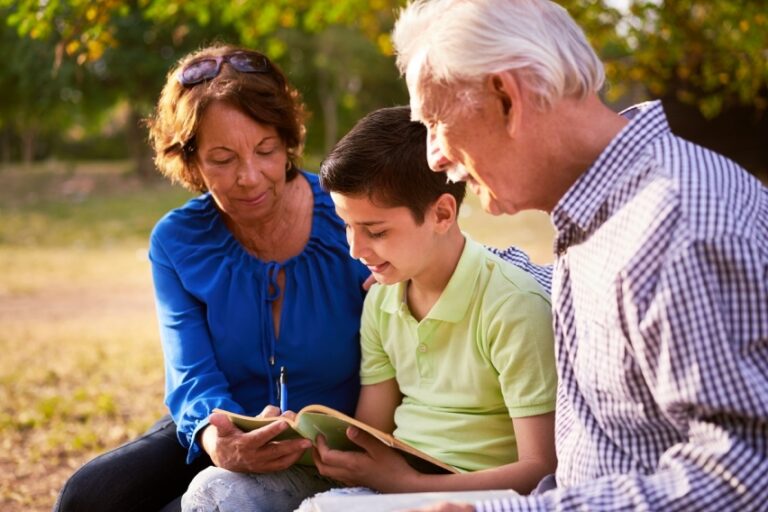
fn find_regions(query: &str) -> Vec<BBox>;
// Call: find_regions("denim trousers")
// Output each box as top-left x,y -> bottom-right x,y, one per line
182,465 -> 338,512
53,415 -> 212,512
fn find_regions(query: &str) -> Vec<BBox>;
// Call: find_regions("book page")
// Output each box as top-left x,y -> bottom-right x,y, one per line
308,490 -> 519,512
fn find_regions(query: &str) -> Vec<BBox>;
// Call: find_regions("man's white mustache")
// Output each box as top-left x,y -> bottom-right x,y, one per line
446,164 -> 470,184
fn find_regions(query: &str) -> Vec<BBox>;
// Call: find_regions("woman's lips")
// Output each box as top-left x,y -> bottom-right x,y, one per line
238,191 -> 268,206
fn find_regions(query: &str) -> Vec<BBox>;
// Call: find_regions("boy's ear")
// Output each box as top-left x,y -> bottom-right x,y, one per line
431,193 -> 457,233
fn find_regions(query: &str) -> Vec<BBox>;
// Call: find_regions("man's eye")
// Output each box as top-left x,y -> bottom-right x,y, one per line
368,230 -> 387,239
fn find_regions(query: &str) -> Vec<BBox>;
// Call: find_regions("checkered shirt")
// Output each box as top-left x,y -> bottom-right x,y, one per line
477,101 -> 768,511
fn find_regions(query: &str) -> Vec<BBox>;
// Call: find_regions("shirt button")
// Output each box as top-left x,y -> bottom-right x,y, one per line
418,344 -> 427,353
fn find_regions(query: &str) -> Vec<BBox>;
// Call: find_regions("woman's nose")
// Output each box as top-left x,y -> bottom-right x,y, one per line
236,158 -> 261,186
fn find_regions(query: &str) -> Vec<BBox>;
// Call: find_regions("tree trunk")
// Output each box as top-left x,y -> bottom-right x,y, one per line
0,127 -> 11,165
125,106 -> 155,179
316,35 -> 339,154
21,127 -> 36,166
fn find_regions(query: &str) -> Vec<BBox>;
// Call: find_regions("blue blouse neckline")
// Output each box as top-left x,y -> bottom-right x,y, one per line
204,170 -> 334,269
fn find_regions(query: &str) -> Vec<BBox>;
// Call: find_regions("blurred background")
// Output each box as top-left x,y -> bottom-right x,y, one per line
0,1 -> 766,510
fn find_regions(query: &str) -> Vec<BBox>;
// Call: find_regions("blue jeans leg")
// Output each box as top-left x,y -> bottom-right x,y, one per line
181,465 -> 337,512
53,414 -> 212,512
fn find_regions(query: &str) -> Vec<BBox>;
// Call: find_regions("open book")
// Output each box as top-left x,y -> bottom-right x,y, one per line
213,404 -> 458,474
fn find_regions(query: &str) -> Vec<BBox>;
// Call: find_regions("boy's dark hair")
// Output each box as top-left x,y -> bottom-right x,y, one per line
319,106 -> 466,223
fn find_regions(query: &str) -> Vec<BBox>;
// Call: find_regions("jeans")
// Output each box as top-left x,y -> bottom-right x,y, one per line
182,465 -> 337,512
53,415 -> 212,512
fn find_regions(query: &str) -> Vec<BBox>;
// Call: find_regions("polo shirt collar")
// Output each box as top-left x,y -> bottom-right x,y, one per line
379,236 -> 481,323
551,100 -> 671,238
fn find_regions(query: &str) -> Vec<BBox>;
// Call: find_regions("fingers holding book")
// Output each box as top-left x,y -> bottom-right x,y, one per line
200,411 -> 312,473
312,427 -> 420,491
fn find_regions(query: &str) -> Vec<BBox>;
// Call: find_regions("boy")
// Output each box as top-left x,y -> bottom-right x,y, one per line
311,106 -> 557,495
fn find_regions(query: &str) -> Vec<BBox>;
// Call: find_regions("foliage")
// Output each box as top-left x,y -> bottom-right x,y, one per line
2,0 -> 766,155
618,0 -> 768,117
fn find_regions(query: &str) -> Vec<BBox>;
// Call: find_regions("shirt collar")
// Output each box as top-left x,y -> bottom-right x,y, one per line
551,100 -> 671,238
379,236 -> 482,323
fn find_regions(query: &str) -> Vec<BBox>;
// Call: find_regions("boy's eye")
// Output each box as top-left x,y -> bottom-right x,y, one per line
367,230 -> 387,239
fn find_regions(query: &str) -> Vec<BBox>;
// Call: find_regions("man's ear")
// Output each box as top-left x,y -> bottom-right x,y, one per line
488,70 -> 524,138
431,193 -> 458,233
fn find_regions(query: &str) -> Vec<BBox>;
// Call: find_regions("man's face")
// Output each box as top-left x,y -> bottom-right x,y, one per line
409,75 -> 533,216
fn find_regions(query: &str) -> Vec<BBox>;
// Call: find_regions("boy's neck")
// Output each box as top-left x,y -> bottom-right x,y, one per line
406,225 -> 466,322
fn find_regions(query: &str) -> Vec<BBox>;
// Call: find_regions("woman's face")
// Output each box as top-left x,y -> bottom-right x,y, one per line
194,100 -> 289,227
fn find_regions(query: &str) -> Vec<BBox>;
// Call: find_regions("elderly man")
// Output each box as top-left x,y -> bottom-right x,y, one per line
392,0 -> 768,510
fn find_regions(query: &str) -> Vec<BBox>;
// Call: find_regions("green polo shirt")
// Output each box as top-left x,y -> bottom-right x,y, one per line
360,237 -> 556,472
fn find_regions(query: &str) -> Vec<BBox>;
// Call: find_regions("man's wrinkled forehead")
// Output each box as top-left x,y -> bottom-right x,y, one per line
407,68 -> 456,125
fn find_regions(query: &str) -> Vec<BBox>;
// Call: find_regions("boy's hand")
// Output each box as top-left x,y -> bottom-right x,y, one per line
312,426 -> 419,492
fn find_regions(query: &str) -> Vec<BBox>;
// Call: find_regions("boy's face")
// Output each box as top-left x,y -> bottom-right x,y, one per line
331,192 -> 438,285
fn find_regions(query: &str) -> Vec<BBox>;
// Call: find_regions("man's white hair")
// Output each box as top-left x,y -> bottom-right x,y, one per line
393,0 -> 605,112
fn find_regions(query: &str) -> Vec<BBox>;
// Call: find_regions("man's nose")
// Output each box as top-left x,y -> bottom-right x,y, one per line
426,131 -> 451,172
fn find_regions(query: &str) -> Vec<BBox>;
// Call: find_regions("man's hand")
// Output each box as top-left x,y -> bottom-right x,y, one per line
200,407 -> 310,473
312,426 -> 420,492
405,503 -> 475,512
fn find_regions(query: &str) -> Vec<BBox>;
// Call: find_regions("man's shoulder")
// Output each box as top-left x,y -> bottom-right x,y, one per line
642,134 -> 765,240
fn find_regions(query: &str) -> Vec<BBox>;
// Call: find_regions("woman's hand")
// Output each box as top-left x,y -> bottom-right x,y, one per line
200,406 -> 311,473
312,426 -> 420,492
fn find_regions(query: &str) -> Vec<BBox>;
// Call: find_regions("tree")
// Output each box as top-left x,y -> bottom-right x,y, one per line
3,0 -> 766,174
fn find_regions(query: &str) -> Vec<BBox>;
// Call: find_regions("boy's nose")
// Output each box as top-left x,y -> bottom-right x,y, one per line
348,231 -> 367,260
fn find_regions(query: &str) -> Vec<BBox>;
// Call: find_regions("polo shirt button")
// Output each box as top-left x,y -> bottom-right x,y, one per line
418,344 -> 427,353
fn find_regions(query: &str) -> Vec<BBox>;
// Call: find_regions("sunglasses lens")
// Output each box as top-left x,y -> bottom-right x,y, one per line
229,53 -> 269,72
180,59 -> 219,85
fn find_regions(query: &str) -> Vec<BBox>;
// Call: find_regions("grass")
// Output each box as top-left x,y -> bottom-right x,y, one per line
0,161 -> 554,511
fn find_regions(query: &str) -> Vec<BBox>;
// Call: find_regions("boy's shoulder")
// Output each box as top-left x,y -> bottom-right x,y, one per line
464,238 -> 550,304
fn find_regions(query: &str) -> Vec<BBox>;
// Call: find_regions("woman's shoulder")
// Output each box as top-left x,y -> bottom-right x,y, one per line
301,170 -> 334,210
149,193 -> 230,260
298,170 -> 344,238
152,194 -> 217,236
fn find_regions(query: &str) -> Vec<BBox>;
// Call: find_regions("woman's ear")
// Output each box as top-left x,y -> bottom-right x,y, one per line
431,193 -> 458,233
488,70 -> 524,138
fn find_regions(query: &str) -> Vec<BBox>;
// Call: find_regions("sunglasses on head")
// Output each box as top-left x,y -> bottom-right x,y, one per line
177,51 -> 275,87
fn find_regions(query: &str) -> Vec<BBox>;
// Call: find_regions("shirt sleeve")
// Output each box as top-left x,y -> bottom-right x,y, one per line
358,288 -> 396,385
487,290 -> 557,418
150,233 -> 244,463
476,236 -> 768,511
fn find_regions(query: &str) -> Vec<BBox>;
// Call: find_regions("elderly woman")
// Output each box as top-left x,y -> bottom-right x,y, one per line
54,44 -> 368,512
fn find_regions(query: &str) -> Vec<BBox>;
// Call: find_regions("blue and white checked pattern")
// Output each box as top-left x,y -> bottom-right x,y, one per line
490,245 -> 553,294
477,101 -> 768,511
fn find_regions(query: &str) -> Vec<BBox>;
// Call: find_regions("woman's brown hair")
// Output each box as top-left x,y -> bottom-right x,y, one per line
146,43 -> 307,192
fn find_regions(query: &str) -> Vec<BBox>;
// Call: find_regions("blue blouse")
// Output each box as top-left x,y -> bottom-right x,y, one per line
149,171 -> 369,462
